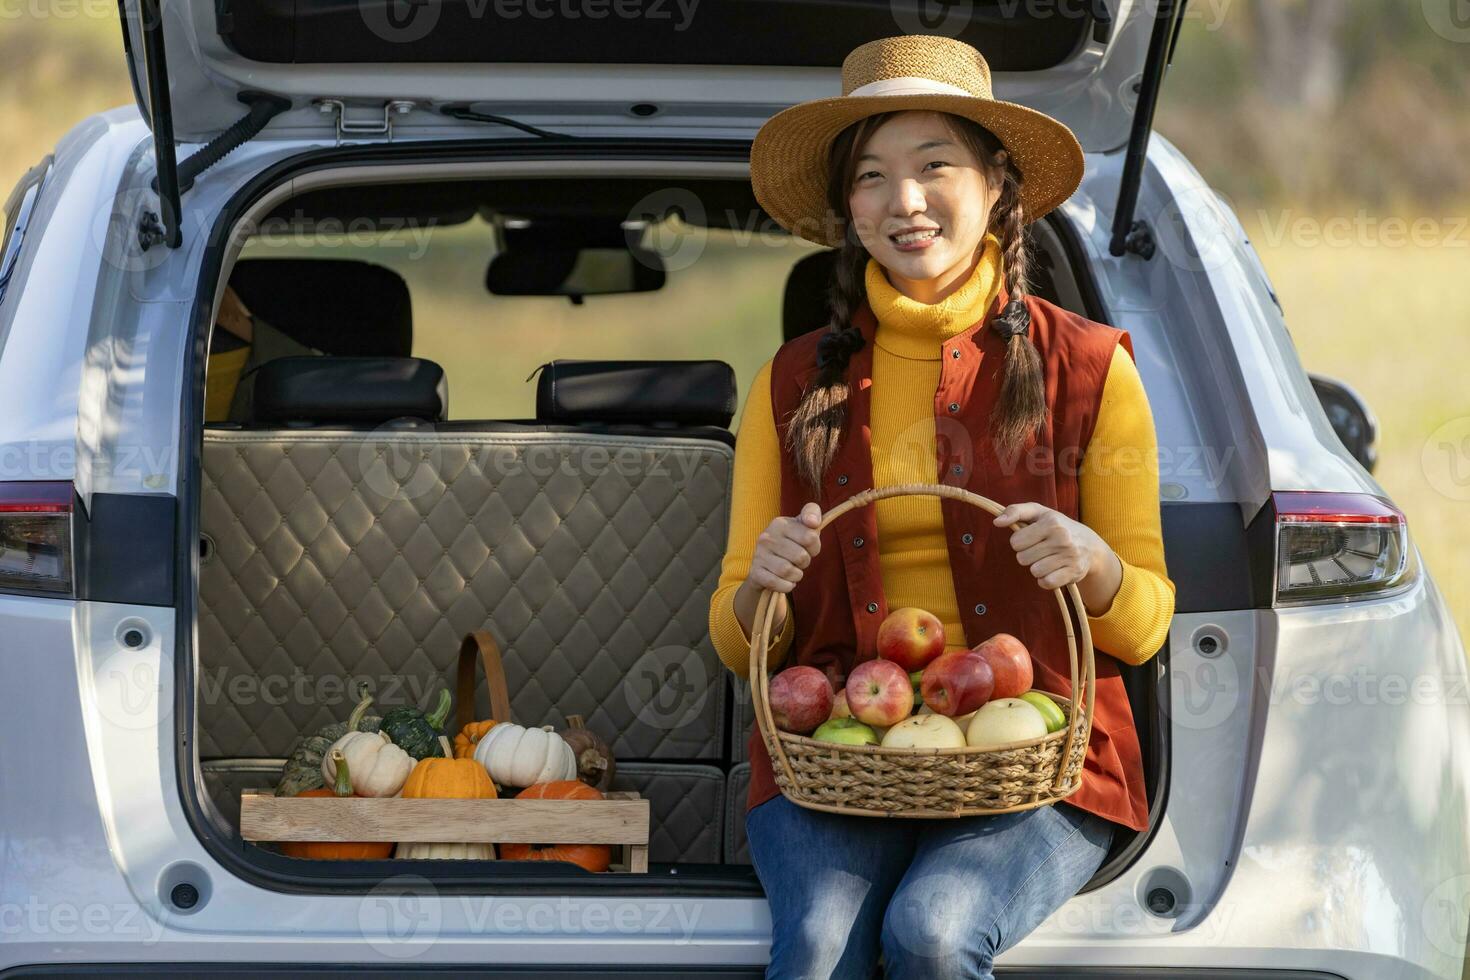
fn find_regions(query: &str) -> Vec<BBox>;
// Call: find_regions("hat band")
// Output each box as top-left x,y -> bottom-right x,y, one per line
845,75 -> 978,99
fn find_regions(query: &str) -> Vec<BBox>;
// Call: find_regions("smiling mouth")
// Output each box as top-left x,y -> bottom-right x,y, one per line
891,228 -> 942,245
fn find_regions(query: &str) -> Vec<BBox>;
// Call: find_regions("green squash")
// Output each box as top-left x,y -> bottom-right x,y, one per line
380,688 -> 453,760
274,685 -> 382,797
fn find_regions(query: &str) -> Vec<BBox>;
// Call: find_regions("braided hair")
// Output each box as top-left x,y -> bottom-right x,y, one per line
783,111 -> 1047,493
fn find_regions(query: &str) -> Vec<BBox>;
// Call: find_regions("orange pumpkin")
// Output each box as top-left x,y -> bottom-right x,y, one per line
280,748 -> 393,860
453,719 -> 498,759
402,737 -> 497,799
499,780 -> 612,872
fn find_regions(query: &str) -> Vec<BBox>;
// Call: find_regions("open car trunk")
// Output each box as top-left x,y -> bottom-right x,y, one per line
120,0 -> 1173,150
181,151 -> 1167,893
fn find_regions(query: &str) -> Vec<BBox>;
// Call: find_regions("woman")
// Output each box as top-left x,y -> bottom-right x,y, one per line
708,35 -> 1176,979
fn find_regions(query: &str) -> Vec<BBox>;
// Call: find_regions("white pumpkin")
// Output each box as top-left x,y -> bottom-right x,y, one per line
323,730 -> 414,797
473,723 -> 577,788
395,842 -> 496,860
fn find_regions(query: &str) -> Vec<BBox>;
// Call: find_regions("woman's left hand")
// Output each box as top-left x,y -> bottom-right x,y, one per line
993,502 -> 1123,615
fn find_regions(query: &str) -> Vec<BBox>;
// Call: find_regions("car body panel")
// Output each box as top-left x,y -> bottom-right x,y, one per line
2,105 -> 1467,978
119,0 -> 1168,152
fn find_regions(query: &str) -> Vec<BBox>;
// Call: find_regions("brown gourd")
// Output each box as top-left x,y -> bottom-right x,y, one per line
557,714 -> 616,791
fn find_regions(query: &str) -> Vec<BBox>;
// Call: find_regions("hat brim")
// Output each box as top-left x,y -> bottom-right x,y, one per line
750,94 -> 1085,249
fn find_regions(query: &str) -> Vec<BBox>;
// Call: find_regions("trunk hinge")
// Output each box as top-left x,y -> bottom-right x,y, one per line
1109,0 -> 1189,258
314,99 -> 417,145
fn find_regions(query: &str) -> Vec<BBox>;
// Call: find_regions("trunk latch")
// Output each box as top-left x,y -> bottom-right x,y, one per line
314,99 -> 417,144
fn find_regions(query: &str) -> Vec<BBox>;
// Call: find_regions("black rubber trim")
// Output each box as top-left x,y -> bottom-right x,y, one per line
72,489 -> 176,606
175,137 -> 772,898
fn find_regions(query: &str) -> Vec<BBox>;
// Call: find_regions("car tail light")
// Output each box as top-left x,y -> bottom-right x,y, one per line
1273,491 -> 1413,605
0,482 -> 73,596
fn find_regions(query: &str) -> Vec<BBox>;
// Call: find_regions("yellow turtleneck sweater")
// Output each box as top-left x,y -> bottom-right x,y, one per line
709,233 -> 1176,675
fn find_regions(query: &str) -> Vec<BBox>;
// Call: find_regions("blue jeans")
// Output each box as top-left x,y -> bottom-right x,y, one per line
745,794 -> 1115,980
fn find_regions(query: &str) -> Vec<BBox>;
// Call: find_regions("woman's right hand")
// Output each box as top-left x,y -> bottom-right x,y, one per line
748,502 -> 823,593
734,502 -> 822,642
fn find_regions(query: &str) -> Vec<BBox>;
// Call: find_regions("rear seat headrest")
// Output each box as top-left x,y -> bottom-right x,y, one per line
784,249 -> 838,342
228,259 -> 413,356
535,360 -> 737,429
252,357 -> 448,425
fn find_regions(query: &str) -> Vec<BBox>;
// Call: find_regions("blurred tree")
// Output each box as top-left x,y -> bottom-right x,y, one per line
1252,0 -> 1348,116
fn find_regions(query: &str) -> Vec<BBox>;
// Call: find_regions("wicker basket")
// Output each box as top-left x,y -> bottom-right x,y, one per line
749,483 -> 1096,818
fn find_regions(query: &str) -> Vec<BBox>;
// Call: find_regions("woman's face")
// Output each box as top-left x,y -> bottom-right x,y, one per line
847,111 -> 1000,302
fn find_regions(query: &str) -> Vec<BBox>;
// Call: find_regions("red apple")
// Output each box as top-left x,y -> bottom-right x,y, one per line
972,633 -> 1034,700
768,666 -> 834,735
845,659 -> 915,728
920,651 -> 995,717
876,607 -> 947,672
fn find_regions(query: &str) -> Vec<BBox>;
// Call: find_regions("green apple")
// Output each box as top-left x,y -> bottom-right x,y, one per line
812,717 -> 880,746
1018,691 -> 1067,733
910,670 -> 925,711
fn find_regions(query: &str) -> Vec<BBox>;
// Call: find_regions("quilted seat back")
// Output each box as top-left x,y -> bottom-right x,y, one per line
197,426 -> 732,762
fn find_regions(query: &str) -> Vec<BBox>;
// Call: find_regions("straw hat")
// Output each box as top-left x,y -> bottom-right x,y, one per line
750,34 -> 1085,248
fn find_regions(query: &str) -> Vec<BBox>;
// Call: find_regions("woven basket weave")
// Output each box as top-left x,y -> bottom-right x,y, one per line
749,483 -> 1096,818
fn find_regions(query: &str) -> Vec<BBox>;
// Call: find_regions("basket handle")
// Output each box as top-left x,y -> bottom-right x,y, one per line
748,482 -> 1095,796
455,629 -> 514,731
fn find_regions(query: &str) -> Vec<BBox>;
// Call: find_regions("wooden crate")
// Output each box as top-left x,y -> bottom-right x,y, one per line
240,789 -> 651,873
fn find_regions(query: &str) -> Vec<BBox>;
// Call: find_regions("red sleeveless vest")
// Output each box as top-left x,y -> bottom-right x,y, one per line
745,279 -> 1152,833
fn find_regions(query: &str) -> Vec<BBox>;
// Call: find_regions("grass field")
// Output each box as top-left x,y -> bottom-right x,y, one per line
1,14 -> 1464,650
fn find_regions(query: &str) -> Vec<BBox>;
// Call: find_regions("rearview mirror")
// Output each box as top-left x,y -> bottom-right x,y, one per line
485,227 -> 665,304
1310,373 -> 1378,474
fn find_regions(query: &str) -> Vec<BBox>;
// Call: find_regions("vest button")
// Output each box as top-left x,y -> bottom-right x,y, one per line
866,602 -> 879,614
853,536 -> 864,548
961,532 -> 973,545
951,348 -> 961,359
948,402 -> 959,413
952,464 -> 964,475
975,603 -> 988,616
836,474 -> 849,486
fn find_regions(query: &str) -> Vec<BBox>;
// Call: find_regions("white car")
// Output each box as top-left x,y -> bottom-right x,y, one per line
1,1 -> 1466,977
